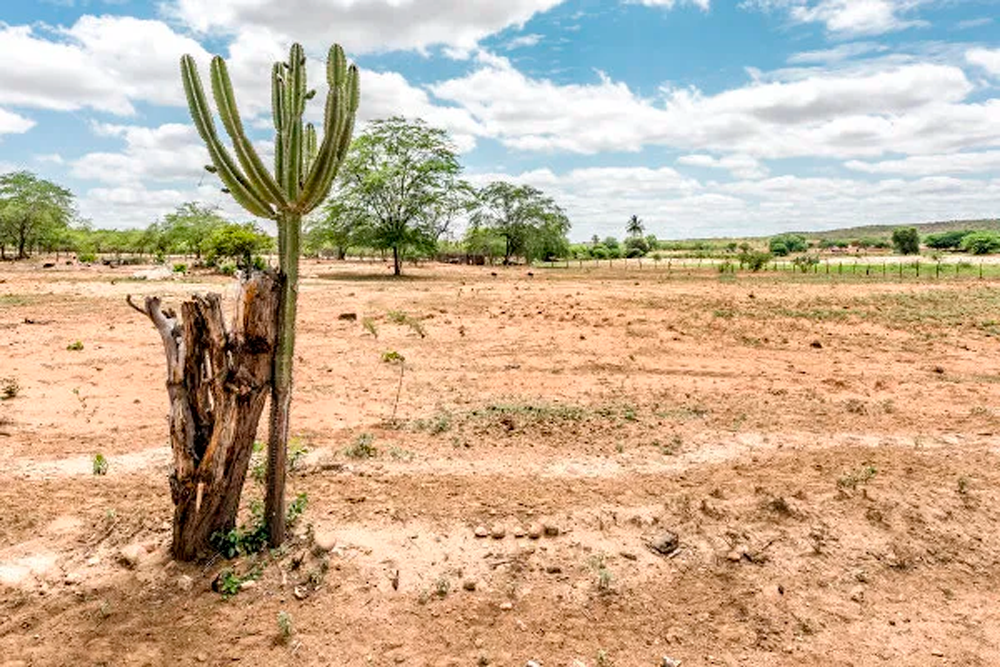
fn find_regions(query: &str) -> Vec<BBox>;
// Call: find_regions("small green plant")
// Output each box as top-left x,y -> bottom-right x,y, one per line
172,263 -> 188,274
590,554 -> 613,593
288,438 -> 309,471
838,464 -> 878,490
286,492 -> 309,527
276,610 -> 294,644
67,340 -> 84,351
596,649 -> 613,667
388,446 -> 414,461
381,350 -> 405,364
216,566 -> 262,599
1,377 -> 19,400
92,453 -> 109,476
435,576 -> 451,599
362,317 -> 379,339
218,263 -> 237,277
386,310 -> 427,338
250,440 -> 266,483
415,410 -> 451,434
345,433 -> 378,459
77,252 -> 97,264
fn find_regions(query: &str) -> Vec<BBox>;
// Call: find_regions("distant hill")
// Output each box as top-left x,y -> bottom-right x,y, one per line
786,219 -> 1000,241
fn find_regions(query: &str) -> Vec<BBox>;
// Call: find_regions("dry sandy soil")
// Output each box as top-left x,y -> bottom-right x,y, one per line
1,259 -> 999,667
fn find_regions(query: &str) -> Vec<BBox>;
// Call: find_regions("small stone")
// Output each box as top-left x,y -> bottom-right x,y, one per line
499,602 -> 513,611
338,313 -> 358,321
662,656 -> 682,667
931,650 -> 944,657
543,523 -> 560,537
850,586 -> 865,603
313,531 -> 337,554
86,556 -> 100,567
294,586 -> 308,600
490,523 -> 506,539
526,661 -> 542,667
474,525 -> 490,538
513,525 -> 526,538
649,531 -> 680,556
545,565 -> 562,574
811,340 -> 823,349
177,575 -> 194,592
239,580 -> 257,591
726,550 -> 744,563
463,579 -> 477,591
620,551 -> 638,561
196,653 -> 208,663
63,572 -> 83,586
119,543 -> 145,569
527,523 -> 543,539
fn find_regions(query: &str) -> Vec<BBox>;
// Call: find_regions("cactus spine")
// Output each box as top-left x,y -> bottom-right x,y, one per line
181,43 -> 359,545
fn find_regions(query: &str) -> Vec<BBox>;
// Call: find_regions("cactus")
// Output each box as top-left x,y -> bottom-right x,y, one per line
181,43 -> 360,546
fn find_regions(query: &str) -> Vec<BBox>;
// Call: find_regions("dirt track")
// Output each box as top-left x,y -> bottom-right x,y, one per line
1,260 -> 999,666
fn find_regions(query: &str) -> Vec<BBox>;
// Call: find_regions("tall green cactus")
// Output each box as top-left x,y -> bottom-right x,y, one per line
181,43 -> 360,546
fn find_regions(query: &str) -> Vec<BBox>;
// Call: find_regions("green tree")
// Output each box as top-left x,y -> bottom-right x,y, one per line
471,181 -> 571,264
0,171 -> 75,260
925,230 -> 972,250
305,200 -> 360,260
960,231 -> 1000,255
338,117 -> 461,276
161,202 -> 226,258
626,214 -> 644,237
769,233 -> 806,256
205,222 -> 273,270
891,227 -> 920,255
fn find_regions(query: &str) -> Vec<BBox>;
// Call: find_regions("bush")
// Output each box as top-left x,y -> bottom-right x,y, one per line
173,263 -> 188,274
925,230 -> 972,250
793,255 -> 820,272
77,252 -> 97,264
769,234 -> 807,256
891,227 -> 920,255
961,231 -> 1000,255
739,250 -> 772,272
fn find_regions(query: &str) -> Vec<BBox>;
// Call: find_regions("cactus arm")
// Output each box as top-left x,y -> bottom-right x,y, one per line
180,56 -> 274,220
210,57 -> 287,208
305,123 -> 318,176
300,65 -> 359,212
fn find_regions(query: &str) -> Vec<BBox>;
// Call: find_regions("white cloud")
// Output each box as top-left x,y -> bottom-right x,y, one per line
0,108 -> 35,136
628,0 -> 711,10
786,42 -> 887,65
743,0 -> 928,37
505,34 -> 544,50
967,48 -> 1000,77
845,151 -> 1000,176
167,0 -> 566,55
72,123 -> 208,185
431,54 -> 991,159
677,153 -> 769,179
0,17 -> 210,115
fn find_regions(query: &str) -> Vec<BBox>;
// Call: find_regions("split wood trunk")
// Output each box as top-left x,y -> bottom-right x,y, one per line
129,272 -> 279,561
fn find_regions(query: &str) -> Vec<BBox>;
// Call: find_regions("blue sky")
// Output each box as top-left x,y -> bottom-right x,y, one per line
1,0 -> 1000,240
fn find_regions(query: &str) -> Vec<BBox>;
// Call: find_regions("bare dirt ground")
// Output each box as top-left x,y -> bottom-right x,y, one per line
1,259 -> 999,667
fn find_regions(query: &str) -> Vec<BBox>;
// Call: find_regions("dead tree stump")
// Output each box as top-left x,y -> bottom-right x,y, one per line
128,272 -> 279,561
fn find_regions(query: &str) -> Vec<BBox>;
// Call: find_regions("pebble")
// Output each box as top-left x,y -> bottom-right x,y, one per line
543,523 -> 560,537
490,523 -> 506,539
196,653 -> 208,663
527,523 -> 543,539
474,525 -> 490,538
119,543 -> 146,569
313,531 -> 337,554
850,586 -> 865,603
662,657 -> 682,667
239,580 -> 257,591
63,572 -> 83,586
499,602 -> 513,611
513,525 -> 526,538
177,575 -> 194,592
463,579 -> 477,591
545,565 -> 562,574
726,550 -> 744,563
649,531 -> 680,556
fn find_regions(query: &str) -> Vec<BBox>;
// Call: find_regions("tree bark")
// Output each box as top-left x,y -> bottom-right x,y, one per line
128,272 -> 279,561
392,245 -> 401,276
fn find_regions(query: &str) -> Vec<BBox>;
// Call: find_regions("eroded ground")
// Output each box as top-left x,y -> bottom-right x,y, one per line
1,260 -> 999,667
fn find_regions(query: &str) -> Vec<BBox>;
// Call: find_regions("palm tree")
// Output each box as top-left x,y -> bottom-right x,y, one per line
626,214 -> 644,237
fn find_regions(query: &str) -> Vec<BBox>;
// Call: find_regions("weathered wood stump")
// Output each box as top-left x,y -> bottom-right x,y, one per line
128,272 -> 279,561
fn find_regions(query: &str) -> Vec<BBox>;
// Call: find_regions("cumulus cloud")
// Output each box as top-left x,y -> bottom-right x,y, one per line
845,151 -> 1000,176
677,154 -> 769,179
0,108 -> 35,137
967,48 -> 1000,77
742,0 -> 928,37
431,54 -> 992,159
628,0 -> 711,10
166,0 -> 566,55
72,123 -> 209,185
0,17 -> 210,115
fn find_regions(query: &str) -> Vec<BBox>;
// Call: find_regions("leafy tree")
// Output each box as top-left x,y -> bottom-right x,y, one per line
161,202 -> 226,259
624,235 -> 649,257
626,214 -> 644,237
339,117 -> 462,275
0,171 -> 75,259
205,222 -> 273,270
891,227 -> 920,255
925,230 -> 972,250
471,181 -> 571,264
960,231 -> 1000,255
306,200 -> 362,259
769,233 -> 806,256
